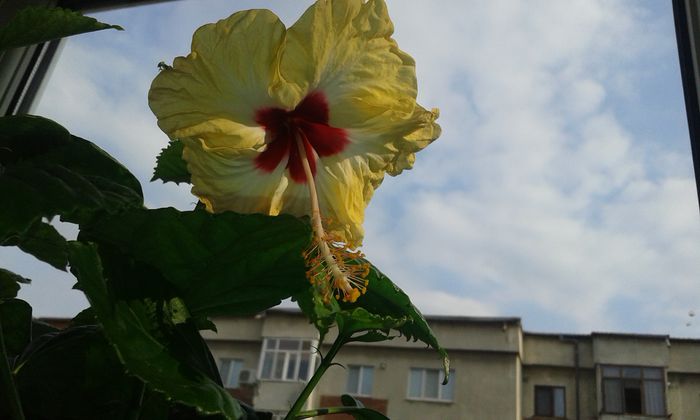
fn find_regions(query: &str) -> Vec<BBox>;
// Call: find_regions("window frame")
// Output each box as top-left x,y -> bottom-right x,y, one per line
257,337 -> 317,383
406,367 -> 454,403
345,364 -> 375,397
600,364 -> 667,416
533,385 -> 566,418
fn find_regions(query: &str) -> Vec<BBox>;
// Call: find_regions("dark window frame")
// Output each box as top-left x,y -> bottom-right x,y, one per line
600,364 -> 667,417
534,385 -> 566,419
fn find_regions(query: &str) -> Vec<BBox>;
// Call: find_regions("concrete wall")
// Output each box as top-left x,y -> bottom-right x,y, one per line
521,365 -> 596,420
313,346 -> 520,420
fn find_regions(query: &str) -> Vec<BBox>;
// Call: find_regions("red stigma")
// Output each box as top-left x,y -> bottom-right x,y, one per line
254,92 -> 349,183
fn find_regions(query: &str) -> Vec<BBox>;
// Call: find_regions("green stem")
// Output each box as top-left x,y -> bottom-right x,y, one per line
285,335 -> 346,420
0,322 -> 24,420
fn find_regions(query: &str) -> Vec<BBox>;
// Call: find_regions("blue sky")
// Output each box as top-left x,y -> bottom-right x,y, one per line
3,0 -> 700,337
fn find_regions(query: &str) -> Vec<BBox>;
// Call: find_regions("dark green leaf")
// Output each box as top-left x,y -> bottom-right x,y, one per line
80,207 -> 312,317
345,264 -> 450,382
68,241 -> 244,419
297,395 -> 389,420
15,325 -> 142,420
336,307 -> 406,338
0,268 -> 29,299
152,140 -> 190,184
30,319 -> 59,341
0,298 -> 31,358
338,395 -> 390,420
0,6 -> 122,51
2,220 -> 68,270
69,307 -> 97,327
0,115 -> 143,243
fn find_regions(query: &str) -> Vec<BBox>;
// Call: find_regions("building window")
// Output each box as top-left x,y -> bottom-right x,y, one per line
346,365 -> 374,396
534,386 -> 565,418
218,358 -> 244,388
407,368 -> 455,402
259,338 -> 315,382
601,365 -> 666,416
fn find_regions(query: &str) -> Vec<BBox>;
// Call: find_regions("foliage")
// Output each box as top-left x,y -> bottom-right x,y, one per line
0,5 -> 448,420
0,6 -> 122,51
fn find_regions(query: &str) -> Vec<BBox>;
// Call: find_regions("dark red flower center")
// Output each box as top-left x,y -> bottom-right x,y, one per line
254,91 -> 349,183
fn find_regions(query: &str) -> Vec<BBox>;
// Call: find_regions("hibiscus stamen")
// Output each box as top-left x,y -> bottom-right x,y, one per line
294,130 -> 369,303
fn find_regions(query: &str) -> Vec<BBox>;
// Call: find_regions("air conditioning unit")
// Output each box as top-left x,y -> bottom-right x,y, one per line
238,368 -> 257,385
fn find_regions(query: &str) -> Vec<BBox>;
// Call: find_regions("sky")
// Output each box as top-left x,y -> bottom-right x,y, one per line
3,0 -> 700,337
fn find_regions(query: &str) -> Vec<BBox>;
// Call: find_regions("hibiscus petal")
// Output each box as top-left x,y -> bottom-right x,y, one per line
282,0 -> 417,129
149,9 -> 292,141
281,0 -> 439,176
312,157 -> 385,247
182,138 -> 290,216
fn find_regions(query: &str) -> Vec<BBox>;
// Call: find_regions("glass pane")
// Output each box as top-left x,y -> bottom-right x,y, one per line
643,367 -> 663,379
644,381 -> 666,415
623,367 -> 642,378
301,341 -> 311,350
265,339 -> 277,350
424,369 -> 439,399
602,366 -> 620,377
553,388 -> 565,417
219,359 -> 231,383
261,351 -> 274,379
360,367 -> 374,396
279,339 -> 299,350
604,379 -> 622,413
227,360 -> 243,388
408,369 -> 422,398
286,353 -> 298,380
535,387 -> 553,416
346,366 -> 360,394
298,353 -> 310,381
440,371 -> 454,401
273,352 -> 285,379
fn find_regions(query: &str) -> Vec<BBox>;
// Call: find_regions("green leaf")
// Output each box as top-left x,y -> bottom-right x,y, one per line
0,298 -> 31,358
347,265 -> 450,382
68,241 -> 244,419
339,394 -> 390,420
296,395 -> 389,420
152,140 -> 190,184
0,6 -> 122,51
0,268 -> 29,299
0,115 -> 143,244
30,319 -> 59,341
15,325 -> 142,420
2,220 -> 68,270
295,285 -> 338,343
80,207 -> 312,317
297,262 -> 450,383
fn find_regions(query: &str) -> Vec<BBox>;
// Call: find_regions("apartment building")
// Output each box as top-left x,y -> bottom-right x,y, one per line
204,308 -> 700,419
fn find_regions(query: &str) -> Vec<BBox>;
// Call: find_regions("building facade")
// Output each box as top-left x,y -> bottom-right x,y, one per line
204,308 -> 700,419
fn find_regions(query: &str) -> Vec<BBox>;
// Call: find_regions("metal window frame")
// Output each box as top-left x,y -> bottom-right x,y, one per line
345,364 -> 374,397
534,385 -> 566,418
673,0 -> 700,212
599,364 -> 667,417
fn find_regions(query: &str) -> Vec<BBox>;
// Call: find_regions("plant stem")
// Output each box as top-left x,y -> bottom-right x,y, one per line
0,322 -> 24,420
285,335 -> 346,420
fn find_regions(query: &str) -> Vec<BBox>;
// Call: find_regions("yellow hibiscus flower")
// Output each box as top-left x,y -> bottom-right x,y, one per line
148,0 -> 440,302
